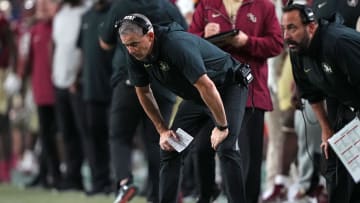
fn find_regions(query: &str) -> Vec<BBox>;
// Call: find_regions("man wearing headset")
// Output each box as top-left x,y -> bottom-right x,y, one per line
98,1 -> 186,202
118,13 -> 250,203
281,3 -> 360,203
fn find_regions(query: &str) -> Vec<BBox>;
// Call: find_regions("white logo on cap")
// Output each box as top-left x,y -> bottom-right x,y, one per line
124,15 -> 136,20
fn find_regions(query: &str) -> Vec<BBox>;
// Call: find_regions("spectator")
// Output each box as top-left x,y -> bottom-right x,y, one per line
52,0 -> 87,191
76,0 -> 112,195
189,0 -> 283,202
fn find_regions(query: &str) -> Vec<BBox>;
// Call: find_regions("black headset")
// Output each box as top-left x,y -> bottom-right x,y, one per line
115,14 -> 152,34
285,0 -> 316,24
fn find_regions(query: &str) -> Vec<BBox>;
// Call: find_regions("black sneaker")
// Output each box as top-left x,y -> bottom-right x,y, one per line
113,184 -> 138,203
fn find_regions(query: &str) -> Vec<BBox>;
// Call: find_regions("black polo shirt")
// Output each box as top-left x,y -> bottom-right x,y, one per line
77,4 -> 113,102
128,23 -> 240,102
290,21 -> 360,109
99,0 -> 188,87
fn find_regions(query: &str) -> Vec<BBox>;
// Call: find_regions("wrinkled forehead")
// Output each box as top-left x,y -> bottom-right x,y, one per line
120,32 -> 145,46
120,31 -> 143,40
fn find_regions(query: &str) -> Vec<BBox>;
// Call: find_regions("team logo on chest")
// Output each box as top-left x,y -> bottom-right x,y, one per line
212,12 -> 221,18
159,61 -> 170,71
247,13 -> 257,23
322,62 -> 333,74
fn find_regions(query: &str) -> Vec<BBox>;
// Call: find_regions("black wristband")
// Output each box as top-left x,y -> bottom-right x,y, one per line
216,124 -> 228,131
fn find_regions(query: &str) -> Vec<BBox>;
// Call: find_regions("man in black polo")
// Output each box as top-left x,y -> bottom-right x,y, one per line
98,0 -> 187,202
118,13 -> 249,203
310,0 -> 360,143
281,3 -> 360,203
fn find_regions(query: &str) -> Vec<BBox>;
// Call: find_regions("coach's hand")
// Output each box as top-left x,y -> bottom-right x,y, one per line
159,130 -> 178,151
211,127 -> 229,150
320,127 -> 333,159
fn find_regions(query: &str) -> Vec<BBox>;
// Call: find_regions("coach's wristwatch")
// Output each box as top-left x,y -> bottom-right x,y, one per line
216,124 -> 228,131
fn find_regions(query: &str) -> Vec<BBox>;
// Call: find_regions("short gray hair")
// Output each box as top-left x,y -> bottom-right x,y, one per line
118,21 -> 145,36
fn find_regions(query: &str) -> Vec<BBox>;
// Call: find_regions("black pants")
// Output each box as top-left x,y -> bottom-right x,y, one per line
159,84 -> 248,203
238,108 -> 265,203
83,101 -> 111,190
109,81 -> 174,202
55,88 -> 85,185
37,105 -> 61,184
323,99 -> 360,203
0,114 -> 9,160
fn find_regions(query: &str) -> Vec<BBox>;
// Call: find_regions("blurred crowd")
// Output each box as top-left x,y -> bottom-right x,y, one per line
0,0 -> 359,203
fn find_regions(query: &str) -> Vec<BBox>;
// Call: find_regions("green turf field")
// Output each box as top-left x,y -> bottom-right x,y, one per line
0,184 -> 145,203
